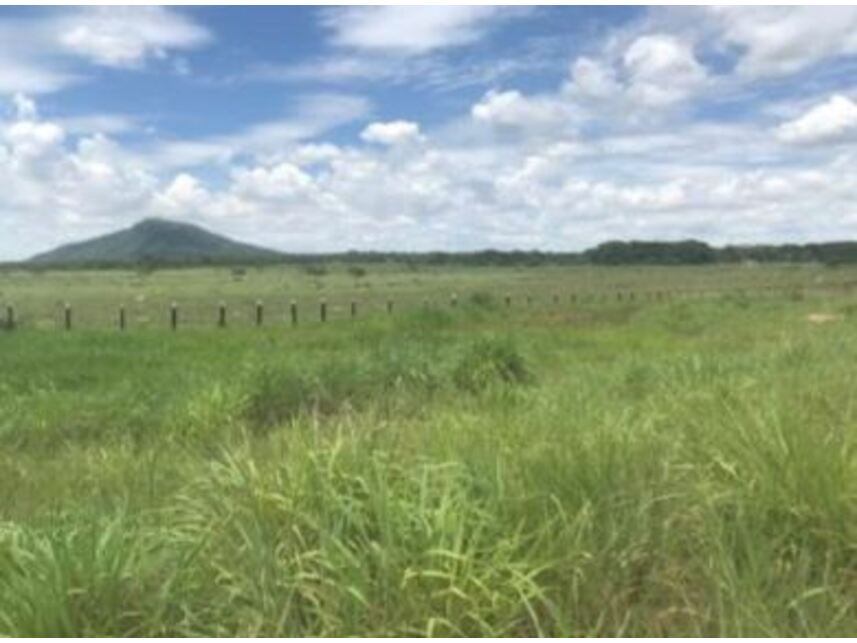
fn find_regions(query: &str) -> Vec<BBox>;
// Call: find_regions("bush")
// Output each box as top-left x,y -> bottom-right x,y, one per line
241,347 -> 443,430
304,264 -> 328,277
453,338 -> 532,392
242,364 -> 318,429
347,266 -> 367,279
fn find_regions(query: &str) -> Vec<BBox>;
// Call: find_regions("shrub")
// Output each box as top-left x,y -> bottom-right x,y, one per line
242,364 -> 316,429
304,264 -> 328,277
241,347 -> 442,431
453,338 -> 532,392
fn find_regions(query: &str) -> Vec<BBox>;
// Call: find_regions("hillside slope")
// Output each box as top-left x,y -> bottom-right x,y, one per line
29,218 -> 284,265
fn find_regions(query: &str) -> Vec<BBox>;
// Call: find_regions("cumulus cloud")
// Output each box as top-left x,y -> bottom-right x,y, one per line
289,143 -> 342,167
154,173 -> 210,214
622,34 -> 707,107
0,7 -> 210,96
471,90 -> 571,133
569,57 -> 620,100
360,120 -> 423,146
54,7 -> 212,68
7,91 -> 857,258
320,6 -> 510,54
231,163 -> 315,200
776,95 -> 857,145
706,6 -> 857,78
562,33 -> 708,117
129,120 -> 857,254
3,118 -> 65,159
0,99 -> 158,256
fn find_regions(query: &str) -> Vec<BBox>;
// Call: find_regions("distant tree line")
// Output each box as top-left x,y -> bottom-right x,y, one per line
7,240 -> 857,271
583,241 -> 716,265
584,240 -> 857,266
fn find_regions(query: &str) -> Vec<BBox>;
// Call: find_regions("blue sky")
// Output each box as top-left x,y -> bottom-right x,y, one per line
1,5 -> 857,259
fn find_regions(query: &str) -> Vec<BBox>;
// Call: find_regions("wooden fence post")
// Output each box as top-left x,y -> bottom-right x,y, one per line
218,302 -> 227,328
170,302 -> 178,331
350,301 -> 357,318
64,303 -> 72,331
6,305 -> 14,330
505,294 -> 511,308
119,305 -> 126,331
387,299 -> 394,315
255,300 -> 264,327
320,299 -> 327,323
290,300 -> 298,326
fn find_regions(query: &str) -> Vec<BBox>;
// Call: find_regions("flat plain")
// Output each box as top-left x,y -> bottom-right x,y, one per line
1,262 -> 856,636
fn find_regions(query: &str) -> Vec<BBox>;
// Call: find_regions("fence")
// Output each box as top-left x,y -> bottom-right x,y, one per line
0,283 -> 829,332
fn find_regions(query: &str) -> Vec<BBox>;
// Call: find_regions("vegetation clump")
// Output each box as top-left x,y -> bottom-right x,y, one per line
453,338 -> 532,392
304,264 -> 328,276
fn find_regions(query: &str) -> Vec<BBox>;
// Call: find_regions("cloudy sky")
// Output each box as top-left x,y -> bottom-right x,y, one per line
2,5 -> 857,259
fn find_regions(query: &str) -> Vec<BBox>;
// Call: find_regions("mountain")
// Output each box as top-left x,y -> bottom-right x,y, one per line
29,218 -> 285,266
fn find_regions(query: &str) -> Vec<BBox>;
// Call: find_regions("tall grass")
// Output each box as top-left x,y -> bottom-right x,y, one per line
0,296 -> 855,635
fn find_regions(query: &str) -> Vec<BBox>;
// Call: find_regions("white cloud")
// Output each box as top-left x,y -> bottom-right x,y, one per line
231,163 -> 315,200
3,119 -> 65,158
241,37 -> 558,95
154,173 -> 211,214
12,93 -> 37,120
148,93 -> 372,169
569,57 -> 620,100
289,143 -> 342,167
360,120 -> 423,146
706,6 -> 857,78
471,90 -> 571,133
562,32 -> 708,119
133,115 -> 857,254
776,95 -> 857,145
0,7 -> 210,97
57,113 -> 138,136
54,7 -> 212,69
7,98 -> 857,259
0,101 -> 158,257
623,34 -> 707,107
0,52 -> 79,96
320,6 -> 509,54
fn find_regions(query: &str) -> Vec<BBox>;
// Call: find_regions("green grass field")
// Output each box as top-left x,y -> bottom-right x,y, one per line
1,264 -> 856,636
3,261 -> 857,330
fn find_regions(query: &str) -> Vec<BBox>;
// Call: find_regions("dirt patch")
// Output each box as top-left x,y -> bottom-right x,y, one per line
807,313 -> 843,324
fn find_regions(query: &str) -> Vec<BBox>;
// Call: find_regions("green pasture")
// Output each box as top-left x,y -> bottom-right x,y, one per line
0,264 -> 855,635
2,261 -> 856,329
